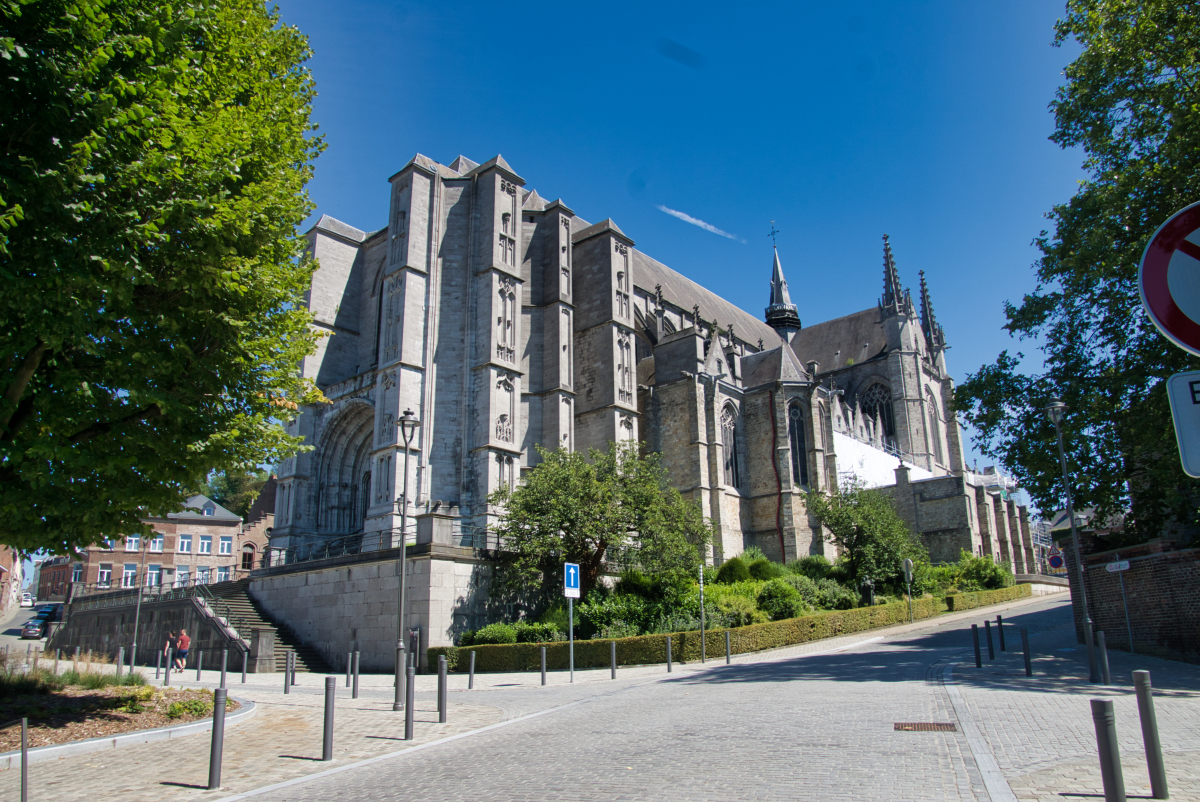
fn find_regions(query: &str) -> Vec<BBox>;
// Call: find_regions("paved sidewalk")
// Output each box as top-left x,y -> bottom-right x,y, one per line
949,602 -> 1200,801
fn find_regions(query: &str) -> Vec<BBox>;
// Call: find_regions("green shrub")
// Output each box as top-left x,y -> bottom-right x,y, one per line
740,546 -> 769,563
614,567 -> 656,598
815,578 -> 857,610
715,594 -> 767,627
788,554 -> 832,581
513,621 -> 564,643
472,623 -> 518,645
538,604 -> 571,633
944,584 -> 1030,610
166,698 -> 213,719
578,590 -> 648,638
757,579 -> 806,621
781,573 -> 820,607
956,551 -> 1015,591
747,558 -> 786,580
716,556 -> 751,584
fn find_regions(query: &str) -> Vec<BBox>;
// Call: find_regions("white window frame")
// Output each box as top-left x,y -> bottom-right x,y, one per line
146,564 -> 162,587
97,564 -> 112,588
122,563 -> 138,588
216,565 -> 231,583
71,564 -> 82,583
125,535 -> 140,552
175,567 -> 190,588
199,535 -> 212,555
197,565 -> 211,584
178,534 -> 192,554
149,534 -> 163,553
219,535 -> 232,556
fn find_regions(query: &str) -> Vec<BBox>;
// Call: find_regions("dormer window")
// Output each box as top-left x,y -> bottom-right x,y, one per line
203,503 -> 215,517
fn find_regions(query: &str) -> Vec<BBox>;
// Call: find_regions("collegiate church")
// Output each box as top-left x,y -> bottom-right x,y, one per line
269,152 -> 1036,583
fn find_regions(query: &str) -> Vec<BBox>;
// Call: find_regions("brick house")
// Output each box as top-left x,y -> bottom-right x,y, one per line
37,555 -> 72,601
0,545 -> 22,613
66,487 -> 274,595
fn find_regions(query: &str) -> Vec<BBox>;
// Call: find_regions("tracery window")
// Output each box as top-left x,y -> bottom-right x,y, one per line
617,333 -> 633,404
721,404 -> 741,489
496,453 -> 515,491
859,383 -> 895,439
788,403 -> 809,486
926,389 -> 945,467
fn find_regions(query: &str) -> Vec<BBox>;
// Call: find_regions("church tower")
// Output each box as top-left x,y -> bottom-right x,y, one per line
765,247 -> 802,343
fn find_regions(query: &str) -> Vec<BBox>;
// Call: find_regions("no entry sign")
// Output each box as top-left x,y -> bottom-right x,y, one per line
1140,201 -> 1200,356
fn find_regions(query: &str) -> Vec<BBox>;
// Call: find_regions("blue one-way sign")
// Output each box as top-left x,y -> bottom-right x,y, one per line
564,562 -> 580,598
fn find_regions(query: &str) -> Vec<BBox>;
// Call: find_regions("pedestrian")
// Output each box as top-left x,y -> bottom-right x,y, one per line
164,630 -> 176,667
175,628 -> 190,670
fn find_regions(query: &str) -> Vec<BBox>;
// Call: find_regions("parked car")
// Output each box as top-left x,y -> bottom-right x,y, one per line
20,593 -> 32,608
20,619 -> 45,639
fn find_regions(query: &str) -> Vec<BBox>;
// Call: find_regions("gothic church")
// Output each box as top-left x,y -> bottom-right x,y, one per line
270,153 -> 1035,583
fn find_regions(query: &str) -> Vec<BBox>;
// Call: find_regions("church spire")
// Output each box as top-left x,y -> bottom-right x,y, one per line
881,234 -> 903,311
765,245 -> 802,340
919,269 -> 946,351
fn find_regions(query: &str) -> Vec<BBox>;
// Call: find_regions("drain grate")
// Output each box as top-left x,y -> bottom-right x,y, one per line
894,722 -> 958,732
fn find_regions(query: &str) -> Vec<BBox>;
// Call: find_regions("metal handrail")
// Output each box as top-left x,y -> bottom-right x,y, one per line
257,525 -> 505,571
66,577 -> 253,647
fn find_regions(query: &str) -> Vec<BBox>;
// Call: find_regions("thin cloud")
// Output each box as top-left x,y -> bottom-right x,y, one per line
657,205 -> 745,243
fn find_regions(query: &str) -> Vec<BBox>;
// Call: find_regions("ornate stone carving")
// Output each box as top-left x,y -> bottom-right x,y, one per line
500,179 -> 517,195
613,241 -> 628,256
381,371 -> 397,390
495,413 -> 513,443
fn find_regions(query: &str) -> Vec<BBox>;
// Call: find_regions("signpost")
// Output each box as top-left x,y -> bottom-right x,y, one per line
1140,202 -> 1200,475
1106,558 -> 1136,655
903,558 -> 914,623
564,562 -> 579,683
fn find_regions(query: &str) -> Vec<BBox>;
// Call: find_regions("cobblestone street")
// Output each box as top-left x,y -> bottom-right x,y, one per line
3,593 -> 1197,801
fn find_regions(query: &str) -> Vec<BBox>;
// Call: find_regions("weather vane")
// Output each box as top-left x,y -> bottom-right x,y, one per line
768,221 -> 780,249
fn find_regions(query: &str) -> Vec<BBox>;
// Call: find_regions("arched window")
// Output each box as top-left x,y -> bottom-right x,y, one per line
496,453 -> 515,491
721,405 -> 741,489
788,403 -> 809,486
241,544 -> 256,570
859,383 -> 895,439
926,389 -> 945,466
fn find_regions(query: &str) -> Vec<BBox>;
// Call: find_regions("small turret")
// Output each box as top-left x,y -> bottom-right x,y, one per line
918,270 -> 947,351
879,234 -> 914,319
765,247 -> 802,342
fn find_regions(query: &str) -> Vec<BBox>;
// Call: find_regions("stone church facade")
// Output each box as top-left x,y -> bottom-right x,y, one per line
268,152 -> 1035,620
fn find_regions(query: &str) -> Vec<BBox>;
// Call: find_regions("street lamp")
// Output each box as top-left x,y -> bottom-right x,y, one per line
394,408 -> 419,711
1045,397 -> 1100,683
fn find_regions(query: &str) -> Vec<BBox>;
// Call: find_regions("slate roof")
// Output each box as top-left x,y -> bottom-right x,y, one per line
632,250 -> 779,347
740,344 -> 810,388
167,495 -> 241,522
572,218 -> 633,245
790,307 -> 888,373
308,215 -> 368,244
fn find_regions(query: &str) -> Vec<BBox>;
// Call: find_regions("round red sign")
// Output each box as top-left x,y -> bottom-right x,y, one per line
1140,200 -> 1200,356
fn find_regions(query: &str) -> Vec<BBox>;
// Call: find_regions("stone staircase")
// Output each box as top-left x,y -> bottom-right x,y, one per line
205,578 -> 330,674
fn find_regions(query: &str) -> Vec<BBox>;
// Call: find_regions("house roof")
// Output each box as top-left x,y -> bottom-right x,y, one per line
740,344 -> 811,389
167,495 -> 241,522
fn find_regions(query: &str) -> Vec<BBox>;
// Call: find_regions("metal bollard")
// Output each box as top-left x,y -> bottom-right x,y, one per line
985,620 -> 995,660
610,641 -> 616,679
197,648 -> 203,681
468,650 -> 476,690
290,649 -> 297,687
322,676 -> 335,761
20,717 -> 27,802
972,624 -> 982,668
346,652 -> 352,687
725,630 -> 731,665
241,648 -> 247,684
117,646 -> 124,677
352,651 -> 360,699
404,665 -> 415,740
156,649 -> 162,679
1097,631 -> 1112,685
393,644 -> 405,712
74,645 -> 79,673
130,642 -> 137,672
165,648 -> 173,686
1090,698 -> 1126,802
208,689 -> 228,790
220,648 -> 228,689
540,647 -> 547,686
438,655 -> 448,723
666,636 -> 672,673
283,652 -> 291,694
997,615 -> 1006,651
1021,627 -> 1033,677
1133,671 -> 1169,799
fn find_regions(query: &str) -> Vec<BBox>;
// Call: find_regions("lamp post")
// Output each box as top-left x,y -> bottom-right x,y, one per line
1045,397 -> 1100,683
394,409 -> 419,711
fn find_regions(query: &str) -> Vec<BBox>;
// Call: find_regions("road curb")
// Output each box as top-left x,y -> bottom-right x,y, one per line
0,695 -> 256,769
942,662 -> 1018,802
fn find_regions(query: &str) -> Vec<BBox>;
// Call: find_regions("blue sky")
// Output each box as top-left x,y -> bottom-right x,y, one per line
277,0 -> 1083,472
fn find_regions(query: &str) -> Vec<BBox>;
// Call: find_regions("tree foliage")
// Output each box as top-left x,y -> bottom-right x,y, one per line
805,481 -> 926,589
955,0 -> 1200,540
0,0 -> 323,552
487,443 -> 712,600
204,469 -> 269,519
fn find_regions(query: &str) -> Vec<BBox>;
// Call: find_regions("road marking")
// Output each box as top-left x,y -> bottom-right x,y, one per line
942,661 -> 1018,802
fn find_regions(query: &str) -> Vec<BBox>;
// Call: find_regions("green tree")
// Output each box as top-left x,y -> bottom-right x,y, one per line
955,1 -> 1200,541
204,469 -> 269,519
805,481 -> 926,589
487,443 -> 712,600
0,0 -> 323,553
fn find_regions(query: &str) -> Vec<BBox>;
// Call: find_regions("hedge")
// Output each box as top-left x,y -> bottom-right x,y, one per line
429,583 -> 1034,672
944,583 -> 1030,611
